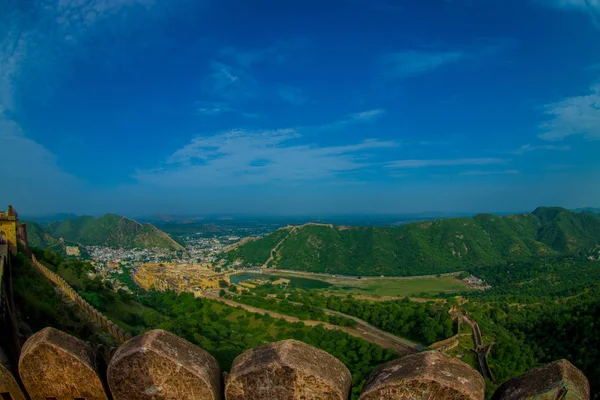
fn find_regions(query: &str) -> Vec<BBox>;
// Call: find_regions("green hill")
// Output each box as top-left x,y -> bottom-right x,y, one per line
23,221 -> 60,249
224,207 -> 600,276
26,214 -> 185,251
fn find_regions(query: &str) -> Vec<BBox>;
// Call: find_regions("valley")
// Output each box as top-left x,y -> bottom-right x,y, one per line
10,206 -> 600,398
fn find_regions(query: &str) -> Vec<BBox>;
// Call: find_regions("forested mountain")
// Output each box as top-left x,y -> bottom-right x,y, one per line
224,207 -> 600,276
25,214 -> 185,251
24,221 -> 60,249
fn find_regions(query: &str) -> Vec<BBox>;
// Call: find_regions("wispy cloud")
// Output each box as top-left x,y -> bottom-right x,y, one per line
0,0 -> 161,207
381,50 -> 467,80
460,169 -> 520,176
380,38 -> 515,81
278,86 -> 310,105
195,101 -> 258,118
536,0 -> 600,10
203,61 -> 257,100
217,40 -> 306,67
135,128 -> 397,187
535,0 -> 600,26
511,144 -> 571,154
350,109 -> 386,121
317,109 -> 386,132
538,85 -> 600,141
387,158 -> 506,168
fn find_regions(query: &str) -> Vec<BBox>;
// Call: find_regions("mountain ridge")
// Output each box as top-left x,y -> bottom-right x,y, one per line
25,214 -> 185,251
224,207 -> 600,276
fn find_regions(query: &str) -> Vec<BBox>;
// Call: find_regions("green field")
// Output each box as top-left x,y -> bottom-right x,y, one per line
322,276 -> 471,297
232,271 -> 471,298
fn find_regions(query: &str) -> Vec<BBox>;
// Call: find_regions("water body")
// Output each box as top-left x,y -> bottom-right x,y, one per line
230,272 -> 332,289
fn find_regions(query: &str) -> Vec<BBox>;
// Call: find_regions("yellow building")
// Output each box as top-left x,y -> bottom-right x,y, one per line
0,205 -> 19,255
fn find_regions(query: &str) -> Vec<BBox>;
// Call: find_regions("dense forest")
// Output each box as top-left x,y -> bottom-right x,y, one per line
461,258 -> 600,395
223,286 -> 454,345
225,207 -> 600,276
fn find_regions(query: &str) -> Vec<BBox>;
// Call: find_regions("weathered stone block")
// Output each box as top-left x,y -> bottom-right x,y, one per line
108,329 -> 221,399
359,350 -> 484,400
492,359 -> 589,400
0,347 -> 26,400
19,327 -> 109,400
225,339 -> 352,400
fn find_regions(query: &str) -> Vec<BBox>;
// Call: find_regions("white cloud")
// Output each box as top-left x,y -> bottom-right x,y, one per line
278,86 -> 310,105
387,158 -> 506,168
538,85 -> 600,141
134,128 -> 397,187
381,51 -> 467,79
460,170 -> 520,176
511,144 -> 572,154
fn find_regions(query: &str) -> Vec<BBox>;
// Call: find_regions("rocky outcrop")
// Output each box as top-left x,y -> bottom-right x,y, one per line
492,359 -> 590,400
225,339 -> 352,399
359,351 -> 485,400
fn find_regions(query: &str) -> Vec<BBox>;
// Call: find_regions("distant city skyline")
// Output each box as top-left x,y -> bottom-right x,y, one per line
1,0 -> 599,215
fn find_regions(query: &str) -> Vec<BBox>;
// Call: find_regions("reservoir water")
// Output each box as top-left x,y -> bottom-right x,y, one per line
230,272 -> 332,289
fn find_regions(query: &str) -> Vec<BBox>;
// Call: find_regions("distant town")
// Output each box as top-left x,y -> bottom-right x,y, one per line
73,233 -> 253,294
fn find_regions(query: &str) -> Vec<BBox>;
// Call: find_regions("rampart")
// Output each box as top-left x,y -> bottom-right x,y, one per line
31,255 -> 131,344
428,332 -> 460,352
0,205 -> 18,255
0,327 -> 591,400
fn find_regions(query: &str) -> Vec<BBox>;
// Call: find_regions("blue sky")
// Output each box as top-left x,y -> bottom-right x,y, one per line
1,0 -> 599,216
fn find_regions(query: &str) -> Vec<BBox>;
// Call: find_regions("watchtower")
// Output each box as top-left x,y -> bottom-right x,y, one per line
0,205 -> 19,255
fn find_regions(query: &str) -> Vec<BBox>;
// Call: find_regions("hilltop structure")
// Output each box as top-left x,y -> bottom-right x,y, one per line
0,206 -> 26,256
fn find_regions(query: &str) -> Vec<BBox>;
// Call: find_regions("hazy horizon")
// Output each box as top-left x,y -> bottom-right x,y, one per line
2,0 -> 599,216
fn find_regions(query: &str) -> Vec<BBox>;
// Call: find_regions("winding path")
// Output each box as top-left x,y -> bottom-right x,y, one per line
198,292 -> 419,356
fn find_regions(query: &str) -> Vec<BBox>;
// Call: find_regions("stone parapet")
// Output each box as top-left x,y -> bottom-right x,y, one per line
108,329 -> 222,399
19,327 -> 109,399
0,327 -> 590,400
359,351 -> 485,400
226,339 -> 352,399
492,359 -> 590,400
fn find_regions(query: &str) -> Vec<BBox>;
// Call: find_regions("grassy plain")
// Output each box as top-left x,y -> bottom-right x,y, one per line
322,276 -> 470,297
265,270 -> 471,297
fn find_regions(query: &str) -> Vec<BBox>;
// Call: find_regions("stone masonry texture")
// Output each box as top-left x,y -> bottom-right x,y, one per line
359,350 -> 485,400
108,329 -> 222,400
225,339 -> 352,400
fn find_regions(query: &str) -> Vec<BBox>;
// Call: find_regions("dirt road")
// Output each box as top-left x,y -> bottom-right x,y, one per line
199,293 -> 418,356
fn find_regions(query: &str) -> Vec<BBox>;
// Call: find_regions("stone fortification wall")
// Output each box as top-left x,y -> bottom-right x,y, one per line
0,326 -> 590,400
31,255 -> 131,344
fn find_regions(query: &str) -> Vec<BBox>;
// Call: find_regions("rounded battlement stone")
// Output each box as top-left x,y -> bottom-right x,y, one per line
0,347 -> 26,400
225,339 -> 352,400
491,359 -> 590,400
107,329 -> 221,399
359,350 -> 484,400
19,327 -> 109,400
